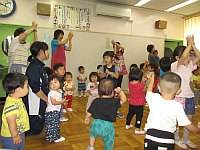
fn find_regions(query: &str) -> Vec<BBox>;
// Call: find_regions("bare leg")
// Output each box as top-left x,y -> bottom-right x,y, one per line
89,137 -> 95,147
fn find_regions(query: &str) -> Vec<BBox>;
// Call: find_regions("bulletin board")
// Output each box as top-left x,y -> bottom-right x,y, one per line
53,4 -> 90,31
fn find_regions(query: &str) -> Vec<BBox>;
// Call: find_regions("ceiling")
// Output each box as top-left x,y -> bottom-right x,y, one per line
82,0 -> 200,16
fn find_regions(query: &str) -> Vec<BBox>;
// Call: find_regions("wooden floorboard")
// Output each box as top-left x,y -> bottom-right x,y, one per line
0,95 -> 200,150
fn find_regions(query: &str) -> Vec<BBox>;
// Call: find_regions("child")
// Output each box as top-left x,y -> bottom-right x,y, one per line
53,63 -> 68,122
86,72 -> 99,111
63,72 -> 75,112
126,68 -> 146,134
130,64 -> 138,71
85,79 -> 127,150
99,51 -> 124,118
111,40 -> 128,88
144,72 -> 200,150
153,50 -> 160,62
171,36 -> 200,149
51,30 -> 73,69
45,75 -> 67,143
77,66 -> 87,98
192,67 -> 200,108
8,21 -> 38,74
1,73 -> 29,149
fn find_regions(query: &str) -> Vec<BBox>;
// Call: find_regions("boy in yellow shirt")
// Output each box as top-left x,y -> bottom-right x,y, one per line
1,73 -> 29,150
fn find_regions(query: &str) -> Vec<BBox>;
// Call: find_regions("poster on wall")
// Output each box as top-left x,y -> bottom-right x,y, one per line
53,4 -> 90,31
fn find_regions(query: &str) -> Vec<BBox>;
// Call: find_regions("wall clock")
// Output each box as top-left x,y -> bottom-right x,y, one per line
0,0 -> 16,18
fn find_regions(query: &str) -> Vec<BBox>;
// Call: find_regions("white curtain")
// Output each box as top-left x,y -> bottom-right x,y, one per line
184,16 -> 200,49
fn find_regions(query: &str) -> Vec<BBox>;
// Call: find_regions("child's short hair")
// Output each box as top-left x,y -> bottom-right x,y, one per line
97,65 -> 102,70
89,72 -> 99,82
64,72 -> 73,78
147,44 -> 154,53
103,51 -> 115,58
54,29 -> 64,39
14,28 -> 26,37
160,57 -> 173,72
48,74 -> 63,87
53,63 -> 64,71
2,73 -> 28,94
78,66 -> 84,71
30,41 -> 48,57
173,46 -> 186,60
140,63 -> 145,69
130,64 -> 138,70
44,67 -> 53,77
129,68 -> 143,82
192,66 -> 200,75
98,79 -> 115,96
159,72 -> 181,95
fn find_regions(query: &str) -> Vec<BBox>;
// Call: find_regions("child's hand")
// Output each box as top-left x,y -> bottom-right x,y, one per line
105,69 -> 110,75
111,40 -> 115,45
13,134 -> 22,145
147,72 -> 154,82
68,32 -> 73,39
85,117 -> 90,124
31,21 -> 37,29
186,35 -> 193,46
114,87 -> 122,94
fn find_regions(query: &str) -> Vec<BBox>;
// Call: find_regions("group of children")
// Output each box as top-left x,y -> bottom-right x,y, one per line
1,26 -> 200,150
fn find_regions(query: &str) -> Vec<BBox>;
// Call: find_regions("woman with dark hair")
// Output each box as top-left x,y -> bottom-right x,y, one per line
51,29 -> 73,69
23,41 -> 50,135
8,21 -> 38,74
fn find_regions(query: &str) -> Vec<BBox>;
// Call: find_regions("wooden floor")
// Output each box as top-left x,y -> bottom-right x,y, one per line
1,95 -> 200,150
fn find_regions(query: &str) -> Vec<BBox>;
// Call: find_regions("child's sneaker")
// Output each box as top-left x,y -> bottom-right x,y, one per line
54,136 -> 65,143
63,109 -> 67,113
175,141 -> 188,149
126,124 -> 133,130
86,146 -> 94,150
117,112 -> 124,119
185,140 -> 197,149
83,95 -> 86,98
78,95 -> 82,98
60,117 -> 68,122
135,129 -> 146,135
67,108 -> 73,112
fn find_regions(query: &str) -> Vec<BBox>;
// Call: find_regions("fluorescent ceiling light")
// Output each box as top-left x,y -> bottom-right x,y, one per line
165,0 -> 198,12
134,0 -> 151,7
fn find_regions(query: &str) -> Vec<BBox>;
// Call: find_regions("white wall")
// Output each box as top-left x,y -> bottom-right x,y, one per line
0,0 -> 184,90
0,0 -> 184,39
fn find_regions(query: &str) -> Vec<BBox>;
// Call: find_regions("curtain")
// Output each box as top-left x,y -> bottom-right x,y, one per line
184,16 -> 200,49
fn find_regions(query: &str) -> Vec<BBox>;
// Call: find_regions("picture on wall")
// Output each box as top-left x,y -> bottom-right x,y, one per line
53,4 -> 90,31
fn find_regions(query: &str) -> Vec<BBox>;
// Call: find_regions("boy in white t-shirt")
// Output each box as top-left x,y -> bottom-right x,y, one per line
144,72 -> 200,150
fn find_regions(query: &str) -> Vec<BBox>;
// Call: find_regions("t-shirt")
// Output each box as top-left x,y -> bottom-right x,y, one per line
148,53 -> 159,68
171,61 -> 197,98
87,82 -> 99,97
144,91 -> 191,133
64,81 -> 74,95
77,73 -> 87,83
1,96 -> 30,137
46,90 -> 63,112
51,39 -> 67,54
8,36 -> 30,68
129,82 -> 146,106
88,98 -> 121,122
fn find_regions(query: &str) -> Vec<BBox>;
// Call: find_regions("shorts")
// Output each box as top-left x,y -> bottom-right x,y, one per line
78,83 -> 86,91
184,97 -> 195,115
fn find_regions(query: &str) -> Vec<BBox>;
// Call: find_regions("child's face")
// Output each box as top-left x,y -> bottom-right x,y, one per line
148,66 -> 154,71
58,34 -> 64,41
91,75 -> 97,83
103,56 -> 112,65
49,78 -> 60,90
55,66 -> 65,76
65,75 -> 72,82
19,80 -> 29,97
79,68 -> 85,74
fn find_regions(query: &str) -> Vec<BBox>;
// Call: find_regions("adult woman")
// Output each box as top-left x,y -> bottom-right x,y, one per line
51,29 -> 73,69
23,41 -> 49,135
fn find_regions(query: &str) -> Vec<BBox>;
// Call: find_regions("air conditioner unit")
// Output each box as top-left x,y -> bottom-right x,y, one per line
95,3 -> 132,20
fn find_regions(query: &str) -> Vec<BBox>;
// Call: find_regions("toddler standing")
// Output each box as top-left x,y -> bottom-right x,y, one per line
86,72 -> 99,111
63,72 -> 75,112
77,66 -> 87,97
